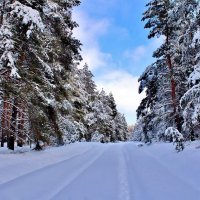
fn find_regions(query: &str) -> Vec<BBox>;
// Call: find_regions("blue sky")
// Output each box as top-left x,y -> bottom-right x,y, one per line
73,0 -> 162,125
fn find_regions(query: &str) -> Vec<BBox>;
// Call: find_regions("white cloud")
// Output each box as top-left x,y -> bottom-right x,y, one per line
125,46 -> 146,62
73,11 -> 109,46
72,8 -> 161,125
80,0 -> 117,14
96,70 -> 145,125
81,48 -> 112,69
73,10 -> 111,70
92,38 -> 164,124
124,36 -> 164,66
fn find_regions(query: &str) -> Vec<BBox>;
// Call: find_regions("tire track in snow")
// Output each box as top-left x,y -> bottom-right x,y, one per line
135,145 -> 200,193
0,146 -> 94,186
49,145 -> 109,200
0,145 -> 108,200
118,145 -> 131,200
49,144 -> 122,200
124,143 -> 200,200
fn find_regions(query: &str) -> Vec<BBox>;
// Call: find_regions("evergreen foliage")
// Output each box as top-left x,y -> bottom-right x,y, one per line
135,0 -> 200,144
0,0 -> 128,149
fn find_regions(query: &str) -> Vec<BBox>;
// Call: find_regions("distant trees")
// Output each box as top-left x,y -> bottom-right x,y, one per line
135,0 -> 200,143
80,69 -> 128,142
0,1 -> 128,149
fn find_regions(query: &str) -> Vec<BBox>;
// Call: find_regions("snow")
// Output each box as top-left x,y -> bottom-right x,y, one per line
192,29 -> 200,47
11,1 -> 45,38
36,55 -> 53,77
165,127 -> 184,141
189,65 -> 200,85
0,142 -> 200,200
0,143 -> 93,185
0,25 -> 21,78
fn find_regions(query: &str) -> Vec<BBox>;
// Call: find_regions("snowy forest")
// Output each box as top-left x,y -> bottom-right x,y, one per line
134,0 -> 200,147
1,0 -> 200,152
0,0 -> 128,150
1,1 -> 200,199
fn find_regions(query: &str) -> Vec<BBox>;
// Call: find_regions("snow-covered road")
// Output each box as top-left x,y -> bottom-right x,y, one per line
1,142 -> 200,200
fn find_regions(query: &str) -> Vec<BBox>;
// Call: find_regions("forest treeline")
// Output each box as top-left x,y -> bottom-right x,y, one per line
134,0 -> 200,145
0,0 -> 128,150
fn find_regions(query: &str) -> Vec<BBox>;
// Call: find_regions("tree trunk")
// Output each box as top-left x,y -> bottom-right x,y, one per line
17,107 -> 24,147
1,132 -> 4,147
166,54 -> 177,114
1,98 -> 7,147
6,100 -> 12,148
0,0 -> 6,26
48,105 -> 64,145
8,98 -> 18,150
34,140 -> 42,151
166,27 -> 180,130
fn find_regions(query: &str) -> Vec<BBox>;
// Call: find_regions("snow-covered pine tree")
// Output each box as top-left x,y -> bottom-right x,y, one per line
149,0 -> 198,136
39,0 -> 83,145
143,0 -> 182,130
114,113 -> 128,141
81,64 -> 97,97
180,4 -> 200,139
0,0 -> 46,149
71,64 -> 129,143
83,85 -> 128,143
168,0 -> 198,139
107,93 -> 118,141
165,127 -> 184,151
88,89 -> 112,142
93,90 -> 128,142
77,63 -> 98,141
0,0 -> 128,148
136,0 -> 199,143
132,119 -> 143,141
136,63 -> 158,142
0,0 -> 82,148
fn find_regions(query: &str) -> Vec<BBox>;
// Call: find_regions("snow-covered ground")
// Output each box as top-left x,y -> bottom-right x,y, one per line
1,142 -> 200,200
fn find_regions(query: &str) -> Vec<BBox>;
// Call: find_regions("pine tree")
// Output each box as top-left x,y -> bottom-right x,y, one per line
142,0 -> 180,130
180,4 -> 200,138
38,0 -> 82,145
137,63 -> 158,142
0,0 -> 128,148
135,0 -> 200,143
0,0 -> 45,149
168,0 -> 198,135
0,0 -> 82,148
78,64 -> 97,141
114,113 -> 128,141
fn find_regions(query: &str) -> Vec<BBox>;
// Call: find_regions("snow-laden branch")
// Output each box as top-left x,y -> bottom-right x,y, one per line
10,1 -> 45,38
